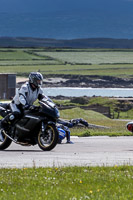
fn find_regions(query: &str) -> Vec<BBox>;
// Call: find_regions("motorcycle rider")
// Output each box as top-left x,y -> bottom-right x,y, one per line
0,72 -> 45,131
57,118 -> 88,144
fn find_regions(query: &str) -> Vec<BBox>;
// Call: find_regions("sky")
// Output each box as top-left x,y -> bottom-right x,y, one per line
0,0 -> 133,39
0,0 -> 133,13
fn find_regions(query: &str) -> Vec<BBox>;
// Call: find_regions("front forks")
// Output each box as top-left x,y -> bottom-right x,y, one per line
41,122 -> 46,134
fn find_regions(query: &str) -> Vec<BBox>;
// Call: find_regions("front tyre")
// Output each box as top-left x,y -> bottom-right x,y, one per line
38,124 -> 58,151
0,130 -> 12,150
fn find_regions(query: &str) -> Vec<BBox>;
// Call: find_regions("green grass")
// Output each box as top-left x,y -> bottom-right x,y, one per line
55,96 -> 133,120
59,107 -> 130,137
35,51 -> 133,64
0,48 -> 133,78
60,107 -> 109,122
1,64 -> 133,78
0,50 -> 40,60
1,166 -> 133,200
55,96 -> 119,109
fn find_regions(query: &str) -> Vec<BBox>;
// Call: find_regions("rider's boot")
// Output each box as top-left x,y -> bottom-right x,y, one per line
66,130 -> 74,144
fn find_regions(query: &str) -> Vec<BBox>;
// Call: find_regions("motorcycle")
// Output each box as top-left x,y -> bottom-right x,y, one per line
127,121 -> 133,133
0,98 -> 60,151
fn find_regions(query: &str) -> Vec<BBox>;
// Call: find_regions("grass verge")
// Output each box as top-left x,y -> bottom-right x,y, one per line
0,166 -> 133,200
59,107 -> 130,137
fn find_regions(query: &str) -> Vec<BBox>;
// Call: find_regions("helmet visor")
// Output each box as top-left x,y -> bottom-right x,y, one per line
37,80 -> 43,87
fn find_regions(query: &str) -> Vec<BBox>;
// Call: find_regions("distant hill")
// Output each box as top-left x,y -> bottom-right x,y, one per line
0,37 -> 133,48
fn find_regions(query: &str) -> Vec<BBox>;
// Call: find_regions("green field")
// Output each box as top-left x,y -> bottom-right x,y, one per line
36,51 -> 133,64
0,48 -> 133,78
1,166 -> 133,200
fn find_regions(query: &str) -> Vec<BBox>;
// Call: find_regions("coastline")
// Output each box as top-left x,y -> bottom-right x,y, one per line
16,75 -> 133,88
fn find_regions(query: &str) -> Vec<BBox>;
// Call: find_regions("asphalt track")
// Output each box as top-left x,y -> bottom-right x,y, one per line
1,136 -> 133,168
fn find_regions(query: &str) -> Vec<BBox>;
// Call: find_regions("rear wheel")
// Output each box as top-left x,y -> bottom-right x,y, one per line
38,124 -> 58,151
0,130 -> 12,150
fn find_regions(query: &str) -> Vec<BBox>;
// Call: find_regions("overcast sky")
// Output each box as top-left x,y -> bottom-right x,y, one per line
0,0 -> 133,13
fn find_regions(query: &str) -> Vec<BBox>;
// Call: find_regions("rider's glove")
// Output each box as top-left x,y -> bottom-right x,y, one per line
79,118 -> 88,127
69,119 -> 79,126
70,118 -> 88,127
23,105 -> 35,110
23,104 -> 30,110
29,105 -> 35,110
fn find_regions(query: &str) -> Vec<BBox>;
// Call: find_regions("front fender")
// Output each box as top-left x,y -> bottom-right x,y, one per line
41,121 -> 57,133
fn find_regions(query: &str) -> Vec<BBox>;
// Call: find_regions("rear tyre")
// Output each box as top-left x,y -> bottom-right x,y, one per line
38,124 -> 58,151
0,130 -> 12,150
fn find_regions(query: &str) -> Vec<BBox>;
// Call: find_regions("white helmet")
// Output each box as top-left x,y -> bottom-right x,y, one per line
29,72 -> 43,88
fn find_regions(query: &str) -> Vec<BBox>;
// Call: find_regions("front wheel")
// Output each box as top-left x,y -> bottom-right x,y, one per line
0,130 -> 12,150
37,124 -> 58,151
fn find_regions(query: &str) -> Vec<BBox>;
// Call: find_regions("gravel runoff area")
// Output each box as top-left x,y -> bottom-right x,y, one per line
1,136 -> 133,168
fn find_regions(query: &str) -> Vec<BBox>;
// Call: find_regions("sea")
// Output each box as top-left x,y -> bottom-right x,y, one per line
43,87 -> 133,98
0,11 -> 133,39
